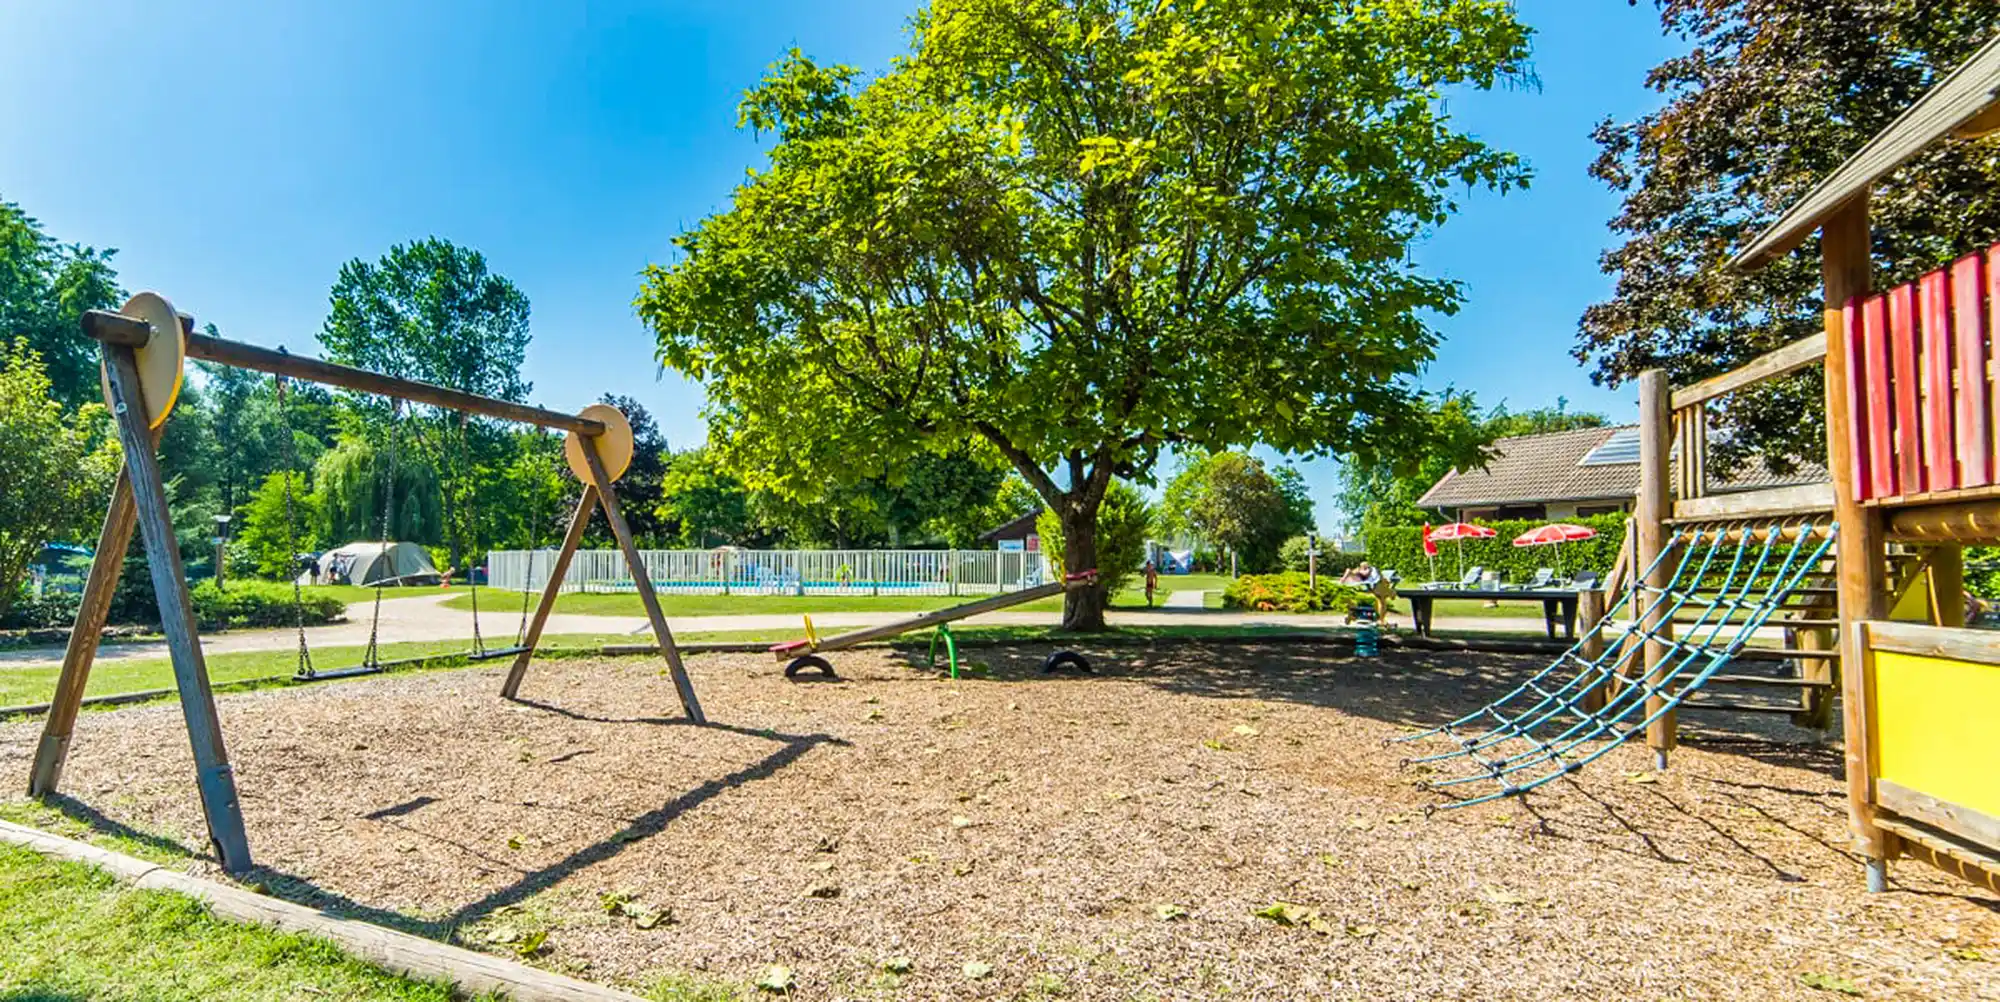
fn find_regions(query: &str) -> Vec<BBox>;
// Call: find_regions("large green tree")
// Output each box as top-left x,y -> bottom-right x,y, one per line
639,0 -> 1531,629
320,238 -> 533,566
1578,0 -> 2000,473
0,198 -> 122,408
0,344 -> 121,617
1160,451 -> 1314,572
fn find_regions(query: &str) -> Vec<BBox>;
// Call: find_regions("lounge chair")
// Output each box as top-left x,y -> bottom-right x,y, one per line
1456,565 -> 1484,588
1526,567 -> 1556,589
1572,571 -> 1600,590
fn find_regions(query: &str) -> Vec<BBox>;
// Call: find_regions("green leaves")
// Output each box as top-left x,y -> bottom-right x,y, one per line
755,965 -> 795,993
638,0 -> 1535,559
1797,972 -> 1862,996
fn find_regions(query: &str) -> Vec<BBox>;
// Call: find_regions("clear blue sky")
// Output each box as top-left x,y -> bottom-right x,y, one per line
1,0 -> 1685,534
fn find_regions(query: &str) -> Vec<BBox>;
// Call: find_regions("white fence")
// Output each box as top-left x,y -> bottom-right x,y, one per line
486,548 -> 1053,597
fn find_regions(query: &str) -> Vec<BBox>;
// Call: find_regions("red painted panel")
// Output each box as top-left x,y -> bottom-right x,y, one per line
1889,283 -> 1923,494
1920,269 -> 1956,491
1991,244 -> 2000,484
1862,294 -> 1896,500
1844,298 -> 1873,499
1952,253 -> 1991,488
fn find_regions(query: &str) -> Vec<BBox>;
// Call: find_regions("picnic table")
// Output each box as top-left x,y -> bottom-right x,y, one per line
1397,586 -> 1582,640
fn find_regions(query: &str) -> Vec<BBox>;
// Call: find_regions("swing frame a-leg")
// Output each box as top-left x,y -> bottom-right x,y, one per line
30,300 -> 707,873
29,336 -> 254,871
498,436 -> 704,723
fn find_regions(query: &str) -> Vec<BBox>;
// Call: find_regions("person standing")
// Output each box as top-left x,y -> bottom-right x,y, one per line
1144,559 -> 1160,607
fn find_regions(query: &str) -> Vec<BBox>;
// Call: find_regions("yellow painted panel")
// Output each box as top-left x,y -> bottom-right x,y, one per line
1889,572 -> 1931,621
1874,650 -> 2000,819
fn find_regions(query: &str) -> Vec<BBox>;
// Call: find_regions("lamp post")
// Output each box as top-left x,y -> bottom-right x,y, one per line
212,514 -> 233,590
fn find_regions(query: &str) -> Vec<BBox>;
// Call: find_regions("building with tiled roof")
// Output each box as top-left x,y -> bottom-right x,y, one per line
1416,425 -> 1826,521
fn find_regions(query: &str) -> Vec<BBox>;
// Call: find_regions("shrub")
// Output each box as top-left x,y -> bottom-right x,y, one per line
1364,513 -> 1628,585
1278,536 -> 1366,576
1221,572 -> 1367,614
189,580 -> 345,631
1038,480 -> 1155,598
1,587 -> 82,630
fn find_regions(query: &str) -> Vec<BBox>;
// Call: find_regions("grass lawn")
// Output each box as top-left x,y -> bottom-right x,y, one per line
0,802 -> 736,1002
0,634 -> 637,708
0,843 -> 478,1001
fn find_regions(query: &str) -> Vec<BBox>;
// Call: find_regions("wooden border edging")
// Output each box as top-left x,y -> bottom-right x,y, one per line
0,819 -> 648,1002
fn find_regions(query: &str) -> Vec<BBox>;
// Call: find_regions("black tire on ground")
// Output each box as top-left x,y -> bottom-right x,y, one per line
1042,650 -> 1091,674
784,654 -> 838,679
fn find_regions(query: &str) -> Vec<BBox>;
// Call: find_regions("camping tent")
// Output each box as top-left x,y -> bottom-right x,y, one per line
306,541 -> 441,587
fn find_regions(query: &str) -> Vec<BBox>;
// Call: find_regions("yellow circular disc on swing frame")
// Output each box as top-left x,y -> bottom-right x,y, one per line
97,291 -> 186,430
565,403 -> 634,484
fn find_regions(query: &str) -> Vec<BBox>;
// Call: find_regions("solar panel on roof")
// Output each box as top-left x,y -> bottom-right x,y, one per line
1579,428 -> 1640,466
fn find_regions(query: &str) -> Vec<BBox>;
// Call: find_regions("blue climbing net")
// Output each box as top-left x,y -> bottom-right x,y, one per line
1395,520 -> 1837,809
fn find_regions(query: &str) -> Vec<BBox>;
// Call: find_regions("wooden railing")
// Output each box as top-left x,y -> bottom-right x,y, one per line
1842,242 -> 2000,504
1661,335 -> 1831,519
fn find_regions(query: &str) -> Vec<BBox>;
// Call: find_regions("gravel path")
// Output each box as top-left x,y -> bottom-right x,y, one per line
4,644 -> 1993,999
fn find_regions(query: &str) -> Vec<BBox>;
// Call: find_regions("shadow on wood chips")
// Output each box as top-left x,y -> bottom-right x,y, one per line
4,642 -> 1996,1001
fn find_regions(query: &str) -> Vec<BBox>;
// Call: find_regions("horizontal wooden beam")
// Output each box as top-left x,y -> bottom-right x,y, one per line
80,309 -> 156,347
1670,335 -> 1828,410
1858,619 -> 2000,662
1879,778 -> 2000,855
1884,498 -> 2000,543
1671,482 -> 1836,522
1731,35 -> 2000,271
183,333 -> 605,434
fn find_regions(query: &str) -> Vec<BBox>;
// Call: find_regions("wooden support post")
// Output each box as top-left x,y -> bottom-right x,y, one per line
1637,369 -> 1676,769
1578,588 -> 1608,713
499,484 -> 598,699
1820,194 -> 1896,883
1926,544 -> 1966,628
102,345 -> 253,872
578,438 -> 704,723
28,437 -> 158,796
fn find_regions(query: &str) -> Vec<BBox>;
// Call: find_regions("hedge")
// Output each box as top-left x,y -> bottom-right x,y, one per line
1363,513 -> 1629,585
1221,572 -> 1368,614
189,581 -> 346,630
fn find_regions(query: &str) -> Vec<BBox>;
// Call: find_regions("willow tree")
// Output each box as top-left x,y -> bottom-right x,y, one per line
640,0 -> 1530,629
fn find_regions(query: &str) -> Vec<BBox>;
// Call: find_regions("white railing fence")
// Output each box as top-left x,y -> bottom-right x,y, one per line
486,548 -> 1053,597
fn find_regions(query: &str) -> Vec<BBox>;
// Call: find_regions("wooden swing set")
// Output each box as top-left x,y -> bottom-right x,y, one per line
26,293 -> 704,873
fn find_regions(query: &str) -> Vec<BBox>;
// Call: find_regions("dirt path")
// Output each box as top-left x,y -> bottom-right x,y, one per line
4,645 -> 1992,1000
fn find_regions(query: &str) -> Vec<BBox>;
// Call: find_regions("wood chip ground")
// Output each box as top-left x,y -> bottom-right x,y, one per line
3,644 -> 1996,1000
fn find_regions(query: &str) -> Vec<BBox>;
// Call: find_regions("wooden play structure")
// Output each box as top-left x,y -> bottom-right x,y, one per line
27,294 -> 703,873
1408,35 -> 2000,893
1721,34 -> 2000,893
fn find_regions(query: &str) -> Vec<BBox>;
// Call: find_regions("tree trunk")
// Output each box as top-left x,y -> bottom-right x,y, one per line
1059,506 -> 1107,632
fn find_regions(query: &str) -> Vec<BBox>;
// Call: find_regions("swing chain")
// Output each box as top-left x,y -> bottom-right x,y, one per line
275,367 -> 315,680
458,412 -> 487,658
362,399 -> 401,671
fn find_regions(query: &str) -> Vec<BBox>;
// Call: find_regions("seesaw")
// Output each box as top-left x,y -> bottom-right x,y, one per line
771,570 -> 1099,678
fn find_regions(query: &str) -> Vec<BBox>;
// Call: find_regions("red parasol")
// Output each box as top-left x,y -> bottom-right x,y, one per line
1426,522 -> 1495,582
1511,523 -> 1598,546
1510,523 -> 1598,577
1428,522 -> 1498,541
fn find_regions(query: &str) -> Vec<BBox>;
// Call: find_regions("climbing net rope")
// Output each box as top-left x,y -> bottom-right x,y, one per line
1395,519 -> 1836,809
